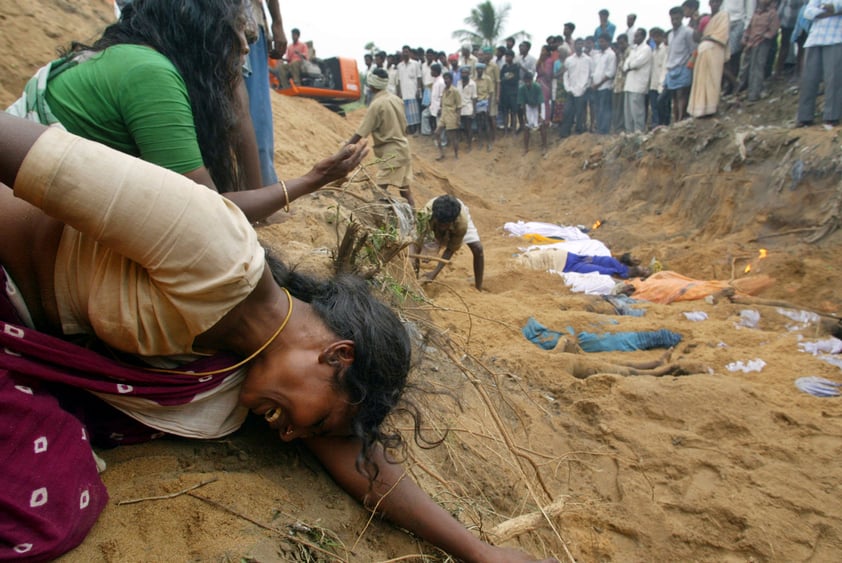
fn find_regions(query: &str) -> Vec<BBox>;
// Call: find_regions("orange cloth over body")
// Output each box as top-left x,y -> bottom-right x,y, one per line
629,271 -> 774,304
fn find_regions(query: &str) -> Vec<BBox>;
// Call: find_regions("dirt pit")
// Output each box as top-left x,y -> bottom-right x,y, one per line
2,1 -> 842,561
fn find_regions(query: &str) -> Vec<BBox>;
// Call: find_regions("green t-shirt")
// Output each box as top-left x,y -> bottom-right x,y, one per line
46,44 -> 204,174
517,82 -> 544,107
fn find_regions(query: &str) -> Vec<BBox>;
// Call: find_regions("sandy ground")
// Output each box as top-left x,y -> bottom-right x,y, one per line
2,1 -> 842,561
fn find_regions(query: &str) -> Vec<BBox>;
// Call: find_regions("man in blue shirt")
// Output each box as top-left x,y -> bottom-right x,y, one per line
594,9 -> 617,49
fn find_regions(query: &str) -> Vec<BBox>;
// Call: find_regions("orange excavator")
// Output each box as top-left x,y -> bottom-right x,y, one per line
269,57 -> 361,115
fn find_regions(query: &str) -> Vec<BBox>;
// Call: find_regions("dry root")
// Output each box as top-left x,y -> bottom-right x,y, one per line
486,498 -> 569,544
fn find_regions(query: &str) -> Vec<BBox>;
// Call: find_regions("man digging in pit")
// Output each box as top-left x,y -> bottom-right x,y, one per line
412,195 -> 484,290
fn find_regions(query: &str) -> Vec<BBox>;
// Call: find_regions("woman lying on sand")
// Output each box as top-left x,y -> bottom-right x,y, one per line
8,0 -> 343,222
0,114 -> 553,562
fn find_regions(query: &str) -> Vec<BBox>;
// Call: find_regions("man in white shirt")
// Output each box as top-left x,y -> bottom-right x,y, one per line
561,38 -> 593,136
515,40 -> 538,78
514,40 -> 538,132
623,28 -> 654,132
648,27 -> 669,127
796,0 -> 842,127
624,14 -> 639,40
420,49 -> 437,134
456,69 -> 477,151
396,46 -> 423,134
386,53 -> 398,95
428,64 -> 446,137
362,53 -> 375,106
590,33 -> 617,133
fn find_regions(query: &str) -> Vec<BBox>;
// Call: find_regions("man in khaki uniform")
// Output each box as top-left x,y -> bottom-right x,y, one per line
346,68 -> 415,207
480,48 -> 499,144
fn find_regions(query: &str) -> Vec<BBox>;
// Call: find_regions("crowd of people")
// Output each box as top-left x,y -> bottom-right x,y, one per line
360,0 -> 842,157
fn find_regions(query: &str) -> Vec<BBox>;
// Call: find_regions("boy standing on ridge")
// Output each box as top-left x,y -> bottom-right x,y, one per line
457,68 -> 478,152
518,72 -> 548,155
434,71 -> 463,160
499,49 -> 521,134
474,63 -> 495,151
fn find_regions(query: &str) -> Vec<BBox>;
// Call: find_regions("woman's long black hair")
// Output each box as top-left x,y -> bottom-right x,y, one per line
69,0 -> 247,192
265,254 -> 417,480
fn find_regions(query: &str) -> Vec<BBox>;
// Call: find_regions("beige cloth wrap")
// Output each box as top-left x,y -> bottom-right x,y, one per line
14,128 -> 264,356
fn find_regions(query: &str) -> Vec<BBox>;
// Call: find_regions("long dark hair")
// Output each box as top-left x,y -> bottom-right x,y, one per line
69,0 -> 246,192
265,255 -> 416,479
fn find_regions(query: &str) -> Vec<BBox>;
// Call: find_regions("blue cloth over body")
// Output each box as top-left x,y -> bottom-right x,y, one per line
522,317 -> 563,350
577,329 -> 682,352
565,253 -> 629,278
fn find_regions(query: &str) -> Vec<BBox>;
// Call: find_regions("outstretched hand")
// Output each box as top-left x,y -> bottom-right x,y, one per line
309,140 -> 369,187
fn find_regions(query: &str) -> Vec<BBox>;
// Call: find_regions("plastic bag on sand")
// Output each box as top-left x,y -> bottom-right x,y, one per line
819,355 -> 842,369
777,308 -> 820,330
683,311 -> 708,322
736,309 -> 760,329
795,376 -> 841,397
798,337 -> 842,356
726,358 -> 766,372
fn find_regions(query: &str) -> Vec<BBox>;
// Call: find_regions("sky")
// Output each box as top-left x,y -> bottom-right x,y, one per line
277,0 -> 682,68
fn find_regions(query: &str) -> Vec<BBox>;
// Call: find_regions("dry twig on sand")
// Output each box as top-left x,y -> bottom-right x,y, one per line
188,492 -> 350,562
116,478 -> 218,505
487,498 -> 569,543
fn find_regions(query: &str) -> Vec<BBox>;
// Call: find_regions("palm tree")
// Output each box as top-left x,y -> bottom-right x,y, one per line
451,1 -> 529,48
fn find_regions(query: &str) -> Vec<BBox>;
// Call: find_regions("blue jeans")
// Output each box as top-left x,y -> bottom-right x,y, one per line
243,27 -> 278,186
648,90 -> 660,128
560,93 -> 587,137
595,89 -> 612,134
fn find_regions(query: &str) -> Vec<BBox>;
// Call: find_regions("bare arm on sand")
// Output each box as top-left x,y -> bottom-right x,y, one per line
304,436 -> 557,563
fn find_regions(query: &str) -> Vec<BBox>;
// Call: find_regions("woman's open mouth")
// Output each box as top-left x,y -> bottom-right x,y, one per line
264,407 -> 282,424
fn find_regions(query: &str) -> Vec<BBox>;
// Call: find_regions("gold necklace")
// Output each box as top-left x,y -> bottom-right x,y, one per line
148,287 -> 294,376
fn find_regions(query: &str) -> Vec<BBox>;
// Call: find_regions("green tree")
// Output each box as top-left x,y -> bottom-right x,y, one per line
451,1 -> 529,48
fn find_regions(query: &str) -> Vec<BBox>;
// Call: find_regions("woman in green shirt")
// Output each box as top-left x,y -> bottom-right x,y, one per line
10,0 -> 361,222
